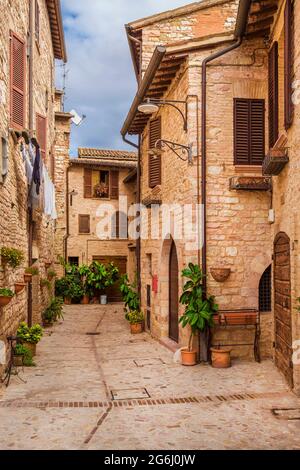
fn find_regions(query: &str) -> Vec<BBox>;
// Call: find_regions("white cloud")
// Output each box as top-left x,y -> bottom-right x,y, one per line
58,0 -> 197,155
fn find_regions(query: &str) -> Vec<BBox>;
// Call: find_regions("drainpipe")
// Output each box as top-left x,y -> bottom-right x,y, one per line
122,134 -> 141,301
201,0 -> 252,294
64,166 -> 70,267
27,0 -> 34,326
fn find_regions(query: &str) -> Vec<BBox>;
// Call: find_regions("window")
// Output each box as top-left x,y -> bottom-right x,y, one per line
36,114 -> 47,160
149,117 -> 162,188
78,215 -> 90,234
68,257 -> 79,267
35,0 -> 40,43
259,265 -> 272,312
83,168 -> 119,199
284,0 -> 294,130
10,31 -> 26,130
268,42 -> 279,148
111,211 -> 128,239
234,98 -> 265,165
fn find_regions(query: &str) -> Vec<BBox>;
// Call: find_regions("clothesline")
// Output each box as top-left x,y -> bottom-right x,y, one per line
21,142 -> 57,220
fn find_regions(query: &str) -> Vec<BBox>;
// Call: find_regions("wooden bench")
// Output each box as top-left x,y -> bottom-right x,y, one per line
210,309 -> 261,362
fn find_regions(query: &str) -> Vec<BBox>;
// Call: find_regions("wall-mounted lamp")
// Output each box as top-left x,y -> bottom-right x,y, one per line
138,97 -> 189,132
149,139 -> 193,165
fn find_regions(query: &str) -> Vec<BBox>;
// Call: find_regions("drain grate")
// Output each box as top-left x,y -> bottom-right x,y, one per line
111,388 -> 150,401
134,358 -> 165,367
271,408 -> 300,420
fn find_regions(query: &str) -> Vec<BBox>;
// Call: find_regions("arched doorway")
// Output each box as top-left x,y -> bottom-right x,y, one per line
169,240 -> 179,342
274,232 -> 293,388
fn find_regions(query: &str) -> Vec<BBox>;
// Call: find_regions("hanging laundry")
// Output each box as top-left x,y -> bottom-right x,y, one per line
43,165 -> 57,220
20,143 -> 33,182
32,145 -> 41,195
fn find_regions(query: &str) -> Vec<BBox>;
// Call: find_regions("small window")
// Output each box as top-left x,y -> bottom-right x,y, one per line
259,265 -> 272,312
79,215 -> 90,234
84,168 -> 119,199
68,257 -> 79,267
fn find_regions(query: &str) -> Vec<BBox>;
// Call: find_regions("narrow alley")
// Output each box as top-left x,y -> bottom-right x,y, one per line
0,305 -> 299,450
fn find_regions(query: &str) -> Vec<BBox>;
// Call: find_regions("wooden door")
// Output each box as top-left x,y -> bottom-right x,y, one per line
93,256 -> 127,302
274,232 -> 293,387
169,241 -> 179,343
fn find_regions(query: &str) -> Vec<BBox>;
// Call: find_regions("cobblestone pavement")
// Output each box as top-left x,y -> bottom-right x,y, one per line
0,305 -> 300,450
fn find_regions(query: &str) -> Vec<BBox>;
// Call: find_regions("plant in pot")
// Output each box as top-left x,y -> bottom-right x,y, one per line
13,344 -> 35,367
16,322 -> 43,356
42,297 -> 64,327
120,275 -> 144,334
24,266 -> 39,283
47,270 -> 57,281
1,247 -> 24,269
86,262 -> 119,305
40,278 -> 52,291
78,264 -> 91,304
0,288 -> 14,307
179,263 -> 218,366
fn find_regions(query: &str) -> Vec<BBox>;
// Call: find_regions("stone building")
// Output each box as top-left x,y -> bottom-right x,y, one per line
121,0 -> 300,394
66,148 -> 137,301
0,0 -> 67,364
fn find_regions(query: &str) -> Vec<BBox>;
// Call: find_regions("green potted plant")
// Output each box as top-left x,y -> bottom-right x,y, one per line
179,263 -> 218,366
42,297 -> 64,327
1,247 -> 24,269
24,266 -> 39,283
86,262 -> 119,305
0,288 -> 14,307
120,275 -> 144,334
40,278 -> 51,291
17,322 -> 43,356
78,264 -> 91,304
13,344 -> 35,367
47,270 -> 57,281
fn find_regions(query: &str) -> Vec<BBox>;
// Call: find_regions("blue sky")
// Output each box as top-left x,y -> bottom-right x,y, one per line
58,0 -> 195,156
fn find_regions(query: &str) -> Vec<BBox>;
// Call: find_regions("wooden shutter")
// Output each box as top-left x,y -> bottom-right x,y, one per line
10,31 -> 26,130
79,215 -> 90,234
149,117 -> 162,188
83,168 -> 92,198
36,114 -> 47,160
284,0 -> 294,130
110,170 -> 119,199
268,42 -> 279,148
234,98 -> 265,165
35,0 -> 40,43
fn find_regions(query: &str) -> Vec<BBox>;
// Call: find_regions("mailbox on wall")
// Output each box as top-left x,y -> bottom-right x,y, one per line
152,275 -> 158,294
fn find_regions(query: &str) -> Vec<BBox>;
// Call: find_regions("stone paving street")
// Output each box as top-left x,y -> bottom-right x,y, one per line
0,305 -> 300,450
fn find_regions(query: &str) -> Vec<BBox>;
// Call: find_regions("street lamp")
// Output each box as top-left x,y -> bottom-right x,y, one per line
138,98 -> 189,132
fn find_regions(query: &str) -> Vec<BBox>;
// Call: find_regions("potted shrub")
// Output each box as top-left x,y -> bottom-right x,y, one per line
17,322 -> 43,356
24,267 -> 39,283
125,310 -> 144,334
1,247 -> 24,269
15,282 -> 26,294
13,344 -> 35,367
86,261 -> 119,305
78,265 -> 91,304
179,263 -> 218,366
42,297 -> 64,327
0,288 -> 14,307
47,270 -> 57,281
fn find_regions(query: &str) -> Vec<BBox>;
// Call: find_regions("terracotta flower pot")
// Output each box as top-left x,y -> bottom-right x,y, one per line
43,320 -> 54,328
210,348 -> 232,368
210,268 -> 231,283
0,296 -> 13,307
13,355 -> 24,367
64,297 -> 72,305
181,349 -> 197,366
45,262 -> 52,269
81,295 -> 90,305
130,323 -> 143,334
24,273 -> 33,283
23,342 -> 36,357
15,283 -> 26,294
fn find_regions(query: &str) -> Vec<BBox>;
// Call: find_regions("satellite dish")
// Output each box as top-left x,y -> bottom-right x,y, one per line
70,109 -> 86,126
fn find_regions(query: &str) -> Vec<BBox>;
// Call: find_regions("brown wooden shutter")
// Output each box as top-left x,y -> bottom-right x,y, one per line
268,42 -> 279,148
149,117 -> 162,188
284,0 -> 294,130
36,114 -> 47,160
10,31 -> 26,130
35,0 -> 40,43
234,98 -> 265,165
83,168 -> 92,198
79,215 -> 90,234
110,170 -> 119,199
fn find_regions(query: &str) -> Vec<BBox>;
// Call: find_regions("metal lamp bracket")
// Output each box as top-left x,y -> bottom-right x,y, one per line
155,139 -> 193,165
145,98 -> 189,131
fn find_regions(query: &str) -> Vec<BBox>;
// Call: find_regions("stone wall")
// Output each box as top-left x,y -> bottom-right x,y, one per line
0,0 -> 65,372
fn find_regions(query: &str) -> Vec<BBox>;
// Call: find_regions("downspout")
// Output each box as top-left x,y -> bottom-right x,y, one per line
27,0 -> 34,326
122,134 -> 141,301
201,0 -> 252,294
64,165 -> 70,267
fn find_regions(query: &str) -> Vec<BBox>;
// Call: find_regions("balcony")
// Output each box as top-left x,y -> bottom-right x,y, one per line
229,176 -> 272,191
262,148 -> 289,176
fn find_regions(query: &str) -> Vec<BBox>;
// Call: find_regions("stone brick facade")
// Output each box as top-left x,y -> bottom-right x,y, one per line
0,1 -> 67,371
123,0 -> 300,391
66,151 -> 137,286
